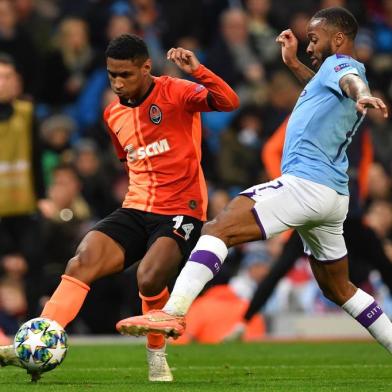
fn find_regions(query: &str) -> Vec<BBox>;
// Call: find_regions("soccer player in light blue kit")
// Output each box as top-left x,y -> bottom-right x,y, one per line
117,8 -> 392,354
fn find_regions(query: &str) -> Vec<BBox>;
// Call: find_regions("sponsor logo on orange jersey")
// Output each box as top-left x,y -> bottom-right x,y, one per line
125,139 -> 170,162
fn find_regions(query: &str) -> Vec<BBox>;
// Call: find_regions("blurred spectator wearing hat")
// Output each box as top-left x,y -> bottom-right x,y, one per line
40,114 -> 75,186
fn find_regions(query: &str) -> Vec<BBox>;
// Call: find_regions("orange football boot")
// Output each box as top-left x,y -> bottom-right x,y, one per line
116,310 -> 185,339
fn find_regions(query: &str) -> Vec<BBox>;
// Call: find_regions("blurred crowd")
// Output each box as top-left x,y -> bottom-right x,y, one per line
1,0 -> 392,339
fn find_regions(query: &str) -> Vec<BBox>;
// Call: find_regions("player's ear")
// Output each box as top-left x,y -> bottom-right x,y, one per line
142,59 -> 152,75
334,31 -> 344,48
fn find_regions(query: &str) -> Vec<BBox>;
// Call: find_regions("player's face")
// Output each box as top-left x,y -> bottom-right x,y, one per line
306,19 -> 334,70
107,57 -> 152,100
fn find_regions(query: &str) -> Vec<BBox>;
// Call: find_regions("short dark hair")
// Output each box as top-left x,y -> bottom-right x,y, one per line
312,7 -> 358,40
105,34 -> 149,63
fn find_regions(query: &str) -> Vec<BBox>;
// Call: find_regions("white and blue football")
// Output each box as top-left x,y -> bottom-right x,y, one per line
14,317 -> 68,373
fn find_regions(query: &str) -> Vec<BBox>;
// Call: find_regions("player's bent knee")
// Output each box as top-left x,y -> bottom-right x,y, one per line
64,250 -> 101,284
64,255 -> 84,279
137,266 -> 166,296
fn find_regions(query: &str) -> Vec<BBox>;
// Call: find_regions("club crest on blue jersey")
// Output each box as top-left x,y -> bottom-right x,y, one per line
149,104 -> 162,124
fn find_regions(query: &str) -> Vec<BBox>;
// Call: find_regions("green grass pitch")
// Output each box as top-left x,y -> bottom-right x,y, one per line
1,341 -> 391,391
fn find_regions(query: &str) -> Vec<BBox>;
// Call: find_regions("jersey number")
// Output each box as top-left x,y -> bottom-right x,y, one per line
173,216 -> 194,240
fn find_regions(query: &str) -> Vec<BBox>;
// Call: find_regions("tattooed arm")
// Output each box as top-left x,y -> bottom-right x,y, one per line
276,29 -> 315,86
339,74 -> 388,117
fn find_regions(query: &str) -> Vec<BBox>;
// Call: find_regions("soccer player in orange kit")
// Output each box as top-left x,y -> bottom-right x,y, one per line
0,34 -> 239,382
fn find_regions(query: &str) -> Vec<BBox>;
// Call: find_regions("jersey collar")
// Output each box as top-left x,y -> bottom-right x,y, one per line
119,81 -> 156,108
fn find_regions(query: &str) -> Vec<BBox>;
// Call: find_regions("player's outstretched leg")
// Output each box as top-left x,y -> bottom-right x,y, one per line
311,256 -> 392,353
0,274 -> 90,380
342,288 -> 392,351
116,234 -> 227,338
116,196 -> 259,337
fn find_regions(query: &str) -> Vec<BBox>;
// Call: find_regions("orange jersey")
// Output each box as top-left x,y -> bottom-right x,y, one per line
104,65 -> 239,220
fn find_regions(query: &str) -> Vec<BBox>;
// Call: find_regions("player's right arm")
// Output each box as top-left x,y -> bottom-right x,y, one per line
339,74 -> 388,118
276,29 -> 314,86
167,47 -> 240,112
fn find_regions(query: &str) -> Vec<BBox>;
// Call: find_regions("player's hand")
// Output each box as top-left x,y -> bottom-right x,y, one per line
356,96 -> 388,118
167,47 -> 200,74
276,29 -> 299,68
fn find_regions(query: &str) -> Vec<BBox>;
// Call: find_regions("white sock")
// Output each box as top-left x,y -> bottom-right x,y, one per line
342,288 -> 392,353
163,235 -> 228,315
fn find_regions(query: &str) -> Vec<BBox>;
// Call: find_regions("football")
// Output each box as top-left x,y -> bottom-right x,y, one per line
14,317 -> 68,374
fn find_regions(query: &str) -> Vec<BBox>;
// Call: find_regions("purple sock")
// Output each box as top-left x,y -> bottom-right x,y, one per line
355,301 -> 383,328
189,250 -> 221,276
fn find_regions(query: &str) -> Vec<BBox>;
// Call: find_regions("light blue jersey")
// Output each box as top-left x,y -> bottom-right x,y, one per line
281,54 -> 367,195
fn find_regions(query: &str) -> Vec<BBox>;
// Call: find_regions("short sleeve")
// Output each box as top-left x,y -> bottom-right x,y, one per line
320,55 -> 360,96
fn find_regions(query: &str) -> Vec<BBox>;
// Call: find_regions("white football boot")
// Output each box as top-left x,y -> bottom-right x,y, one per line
0,345 -> 22,368
146,345 -> 173,382
0,345 -> 41,382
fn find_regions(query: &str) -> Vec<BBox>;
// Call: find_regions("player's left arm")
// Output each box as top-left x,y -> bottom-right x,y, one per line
339,74 -> 388,118
167,47 -> 240,112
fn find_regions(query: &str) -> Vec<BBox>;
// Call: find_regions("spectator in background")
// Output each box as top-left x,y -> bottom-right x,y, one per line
218,105 -> 264,192
207,189 -> 231,221
132,0 -> 166,74
366,91 -> 392,175
287,11 -> 313,68
367,162 -> 392,201
366,199 -> 392,241
159,0 -> 205,49
40,114 -> 75,186
40,163 -> 92,230
0,54 -> 45,319
0,0 -> 39,96
206,8 -> 265,105
74,138 -> 118,219
40,17 -> 100,108
201,7 -> 264,154
0,254 -> 28,337
40,163 -> 92,297
13,0 -> 54,57
83,87 -> 117,153
106,13 -> 137,43
244,0 -> 280,70
262,70 -> 301,138
371,0 -> 392,54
